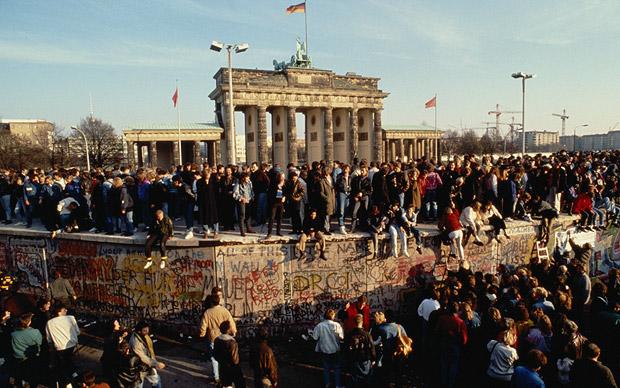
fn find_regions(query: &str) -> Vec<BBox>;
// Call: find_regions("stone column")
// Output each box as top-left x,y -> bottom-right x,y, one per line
424,139 -> 430,158
224,94 -> 235,165
149,141 -> 157,167
214,140 -> 221,165
390,141 -> 396,161
257,106 -> 268,164
350,108 -> 359,162
126,141 -> 134,166
194,141 -> 201,164
287,107 -> 298,166
408,140 -> 414,161
324,107 -> 334,162
373,109 -> 383,161
398,138 -> 404,161
436,138 -> 441,161
172,140 -> 180,166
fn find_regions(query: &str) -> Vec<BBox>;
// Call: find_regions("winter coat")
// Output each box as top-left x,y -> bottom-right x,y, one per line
318,176 -> 336,215
196,176 -> 219,226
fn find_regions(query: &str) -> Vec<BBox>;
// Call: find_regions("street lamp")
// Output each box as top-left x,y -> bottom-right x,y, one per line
210,40 -> 249,165
573,124 -> 588,152
71,125 -> 91,172
511,72 -> 535,157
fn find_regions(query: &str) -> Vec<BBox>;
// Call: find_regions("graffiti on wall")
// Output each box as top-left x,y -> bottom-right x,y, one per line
4,216 -> 610,334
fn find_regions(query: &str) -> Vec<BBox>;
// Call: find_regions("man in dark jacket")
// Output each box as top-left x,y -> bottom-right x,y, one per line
148,169 -> 168,216
318,166 -> 336,234
350,166 -> 372,232
285,171 -> 305,234
371,163 -> 389,211
569,342 -> 617,388
23,174 -> 40,228
144,209 -> 173,270
344,314 -> 376,388
172,175 -> 196,239
214,320 -> 246,388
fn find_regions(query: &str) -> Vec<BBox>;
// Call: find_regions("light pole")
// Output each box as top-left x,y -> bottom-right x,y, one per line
573,124 -> 588,152
71,125 -> 91,172
210,41 -> 249,165
511,72 -> 535,157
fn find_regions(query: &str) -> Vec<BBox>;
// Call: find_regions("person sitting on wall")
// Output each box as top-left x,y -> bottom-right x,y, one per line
404,204 -> 424,255
144,209 -> 173,270
296,208 -> 326,261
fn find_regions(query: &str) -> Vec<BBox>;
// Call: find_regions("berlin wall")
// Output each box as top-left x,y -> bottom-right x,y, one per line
1,217 -> 618,336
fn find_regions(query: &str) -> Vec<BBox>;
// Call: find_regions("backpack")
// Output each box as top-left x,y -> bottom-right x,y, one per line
393,325 -> 413,359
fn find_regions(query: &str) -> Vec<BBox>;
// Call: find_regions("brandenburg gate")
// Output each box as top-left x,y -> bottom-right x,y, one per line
209,67 -> 389,166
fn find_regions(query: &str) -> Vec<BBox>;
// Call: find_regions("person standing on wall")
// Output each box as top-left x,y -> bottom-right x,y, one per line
233,172 -> 254,237
172,175 -> 196,240
285,171 -> 305,235
266,172 -> 286,239
318,166 -> 336,235
129,321 -> 165,388
50,271 -> 77,309
143,209 -> 173,270
199,293 -> 237,386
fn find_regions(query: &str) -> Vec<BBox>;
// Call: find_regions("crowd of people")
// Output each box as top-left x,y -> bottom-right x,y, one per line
1,150 -> 620,266
1,150 -> 620,387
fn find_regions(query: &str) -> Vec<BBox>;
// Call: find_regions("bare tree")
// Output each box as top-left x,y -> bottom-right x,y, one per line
480,134 -> 496,154
442,130 -> 461,159
72,117 -> 123,168
459,130 -> 482,155
0,133 -> 48,170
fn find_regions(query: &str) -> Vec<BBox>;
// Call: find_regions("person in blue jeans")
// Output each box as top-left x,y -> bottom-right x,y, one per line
0,173 -> 12,224
172,175 -> 196,239
312,308 -> 345,388
23,174 -> 40,228
336,165 -> 352,235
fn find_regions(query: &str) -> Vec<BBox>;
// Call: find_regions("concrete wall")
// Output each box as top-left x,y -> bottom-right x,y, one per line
2,217 -> 617,337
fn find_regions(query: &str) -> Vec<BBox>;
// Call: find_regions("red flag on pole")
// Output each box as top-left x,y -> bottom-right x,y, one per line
172,87 -> 179,107
286,2 -> 306,14
425,96 -> 436,109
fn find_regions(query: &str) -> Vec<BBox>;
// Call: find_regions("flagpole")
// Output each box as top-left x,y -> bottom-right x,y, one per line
176,80 -> 182,165
304,1 -> 309,57
434,93 -> 438,160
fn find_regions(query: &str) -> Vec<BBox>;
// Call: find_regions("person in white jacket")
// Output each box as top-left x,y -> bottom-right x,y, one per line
460,201 -> 484,246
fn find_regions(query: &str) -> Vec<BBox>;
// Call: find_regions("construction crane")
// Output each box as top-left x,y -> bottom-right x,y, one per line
552,109 -> 569,136
488,104 -> 521,139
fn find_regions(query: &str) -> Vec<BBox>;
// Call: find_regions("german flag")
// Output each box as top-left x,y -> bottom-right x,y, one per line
286,2 -> 305,14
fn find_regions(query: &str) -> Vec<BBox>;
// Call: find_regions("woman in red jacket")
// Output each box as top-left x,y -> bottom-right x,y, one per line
573,186 -> 595,231
438,203 -> 465,261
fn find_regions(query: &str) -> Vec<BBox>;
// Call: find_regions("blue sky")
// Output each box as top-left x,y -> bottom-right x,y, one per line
1,0 -> 619,137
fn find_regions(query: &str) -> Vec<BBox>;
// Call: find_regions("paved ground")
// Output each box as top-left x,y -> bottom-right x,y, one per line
72,327 -> 328,388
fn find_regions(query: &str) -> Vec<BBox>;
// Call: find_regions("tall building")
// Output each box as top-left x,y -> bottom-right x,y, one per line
516,130 -> 559,152
560,130 -> 618,151
0,119 -> 53,147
